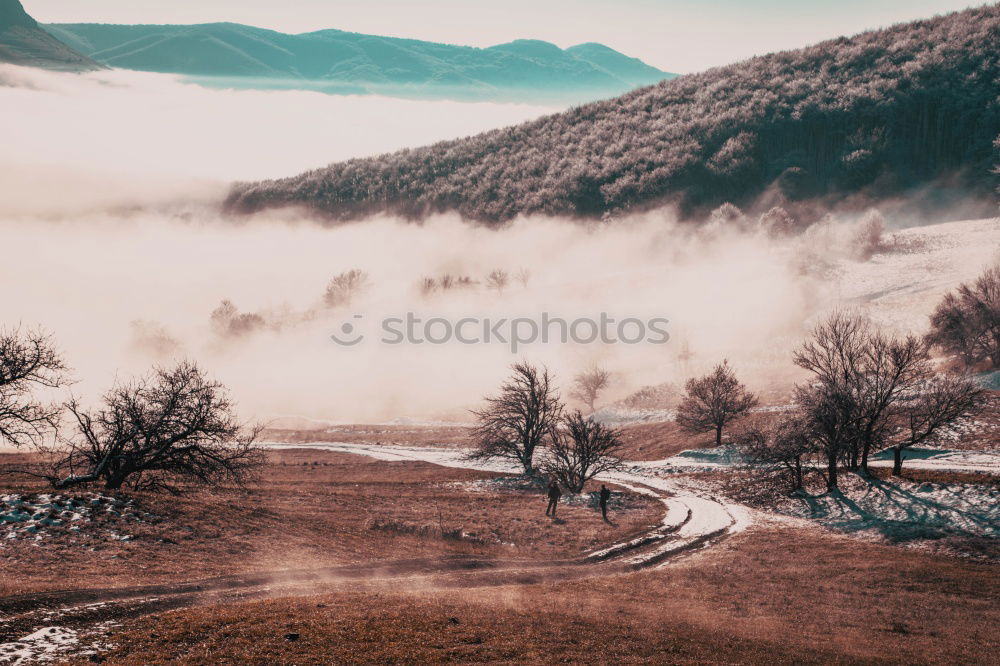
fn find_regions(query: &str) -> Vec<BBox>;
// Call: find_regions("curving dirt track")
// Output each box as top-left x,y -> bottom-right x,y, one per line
0,443 -> 750,663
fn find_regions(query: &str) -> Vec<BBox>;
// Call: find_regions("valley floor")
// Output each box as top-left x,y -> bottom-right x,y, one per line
0,426 -> 997,664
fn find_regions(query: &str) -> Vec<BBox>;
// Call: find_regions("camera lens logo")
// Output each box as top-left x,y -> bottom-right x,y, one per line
330,315 -> 364,346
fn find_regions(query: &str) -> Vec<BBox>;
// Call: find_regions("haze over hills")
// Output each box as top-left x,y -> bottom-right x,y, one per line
43,21 -> 672,103
0,0 -> 98,71
225,5 -> 1000,225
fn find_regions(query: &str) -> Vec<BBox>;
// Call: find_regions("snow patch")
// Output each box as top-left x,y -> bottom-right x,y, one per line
0,626 -> 78,665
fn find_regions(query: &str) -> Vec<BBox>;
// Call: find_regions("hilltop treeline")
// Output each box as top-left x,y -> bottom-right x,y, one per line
226,5 -> 1000,223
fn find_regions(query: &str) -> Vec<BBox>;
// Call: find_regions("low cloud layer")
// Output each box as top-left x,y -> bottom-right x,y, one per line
1,65 -> 992,424
0,65 -> 552,216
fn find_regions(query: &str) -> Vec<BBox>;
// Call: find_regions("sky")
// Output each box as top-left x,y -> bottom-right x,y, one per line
27,0 -> 981,73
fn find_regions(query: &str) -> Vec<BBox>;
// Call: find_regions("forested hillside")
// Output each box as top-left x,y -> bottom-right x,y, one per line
226,5 -> 1000,223
45,23 -> 669,103
0,0 -> 98,71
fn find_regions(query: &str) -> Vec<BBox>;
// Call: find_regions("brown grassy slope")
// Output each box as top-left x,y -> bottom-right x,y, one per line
264,419 -> 715,462
98,525 -> 999,665
263,424 -> 471,448
618,420 -> 715,460
0,449 -> 660,596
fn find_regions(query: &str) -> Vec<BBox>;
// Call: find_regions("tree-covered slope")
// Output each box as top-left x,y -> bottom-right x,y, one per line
43,22 -> 672,102
0,0 -> 99,71
225,5 -> 1000,223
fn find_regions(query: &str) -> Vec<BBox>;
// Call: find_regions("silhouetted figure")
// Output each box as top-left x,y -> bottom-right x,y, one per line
545,480 -> 561,517
599,484 -> 611,521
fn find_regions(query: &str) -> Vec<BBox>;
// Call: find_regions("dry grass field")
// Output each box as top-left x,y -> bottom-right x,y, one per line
0,449 -> 661,598
263,418 -> 720,461
92,524 -> 999,665
3,419 -> 998,665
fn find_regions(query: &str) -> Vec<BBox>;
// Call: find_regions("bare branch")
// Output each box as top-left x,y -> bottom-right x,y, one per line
468,361 -> 562,474
52,361 -> 263,493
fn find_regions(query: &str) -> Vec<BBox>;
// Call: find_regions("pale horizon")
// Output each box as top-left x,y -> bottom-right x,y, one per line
26,0 -> 982,73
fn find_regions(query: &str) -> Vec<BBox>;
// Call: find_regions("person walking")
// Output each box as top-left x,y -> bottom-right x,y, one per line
545,480 -> 562,517
599,484 -> 611,521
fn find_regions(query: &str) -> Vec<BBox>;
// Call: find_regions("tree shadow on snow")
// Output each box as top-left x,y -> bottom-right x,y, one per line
796,475 -> 999,544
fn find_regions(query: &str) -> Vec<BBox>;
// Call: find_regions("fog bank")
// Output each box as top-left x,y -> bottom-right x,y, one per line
1,65 -> 993,423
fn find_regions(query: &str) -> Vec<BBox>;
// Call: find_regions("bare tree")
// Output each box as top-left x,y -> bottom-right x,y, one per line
441,275 -> 474,291
485,269 -> 509,294
419,277 -> 438,297
210,300 -> 266,338
927,264 -> 1000,369
851,331 -> 928,473
570,366 -> 611,412
422,274 -> 475,296
469,362 -> 562,474
543,411 -> 624,493
793,312 -> 870,472
733,416 -> 815,493
795,382 -> 858,491
796,312 -> 935,474
928,292 -> 982,367
324,269 -> 368,308
52,362 -> 263,492
791,312 -> 991,487
516,268 -> 531,288
0,328 -> 68,448
890,374 -> 988,475
676,360 -> 758,446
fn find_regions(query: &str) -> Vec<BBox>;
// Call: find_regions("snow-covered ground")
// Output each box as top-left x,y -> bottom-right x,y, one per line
832,217 -> 1000,332
0,614 -> 116,665
0,627 -> 80,665
0,493 -> 153,543
868,448 -> 1000,474
630,445 -> 999,550
785,475 -> 998,541
630,446 -> 1000,475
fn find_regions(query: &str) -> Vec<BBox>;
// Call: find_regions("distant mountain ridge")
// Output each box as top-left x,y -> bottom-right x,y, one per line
43,22 -> 673,102
225,5 -> 1000,224
0,0 -> 99,71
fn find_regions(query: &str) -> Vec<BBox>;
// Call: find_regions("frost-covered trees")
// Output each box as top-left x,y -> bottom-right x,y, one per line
419,274 -> 475,296
757,206 -> 799,237
129,320 -> 181,358
707,202 -> 747,230
226,6 -> 1000,223
676,361 -> 758,446
850,209 -> 885,260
